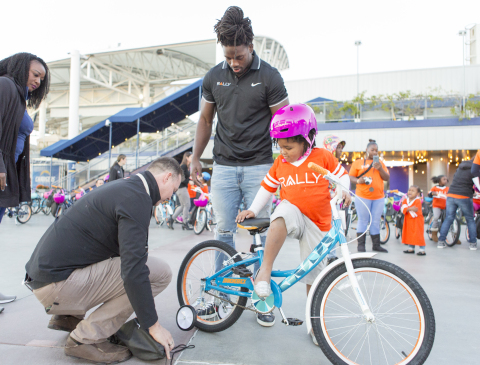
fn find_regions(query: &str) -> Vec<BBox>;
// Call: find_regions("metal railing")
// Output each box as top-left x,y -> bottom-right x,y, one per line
309,95 -> 480,123
49,121 -> 198,191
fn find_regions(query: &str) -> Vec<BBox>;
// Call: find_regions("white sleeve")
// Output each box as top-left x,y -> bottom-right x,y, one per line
339,174 -> 350,191
248,187 -> 273,216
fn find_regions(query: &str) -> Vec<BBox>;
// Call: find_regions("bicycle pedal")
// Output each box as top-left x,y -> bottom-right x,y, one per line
281,318 -> 303,326
232,265 -> 252,277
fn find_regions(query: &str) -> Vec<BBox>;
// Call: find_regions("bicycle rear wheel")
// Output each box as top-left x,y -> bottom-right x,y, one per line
177,240 -> 248,332
445,218 -> 460,247
311,258 -> 435,365
379,215 -> 390,244
16,204 -> 32,224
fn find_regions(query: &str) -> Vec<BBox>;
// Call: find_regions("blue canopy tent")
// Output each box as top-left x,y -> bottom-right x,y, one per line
40,79 -> 202,162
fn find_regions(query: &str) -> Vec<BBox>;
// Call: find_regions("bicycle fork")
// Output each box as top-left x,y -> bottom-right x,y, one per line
340,242 -> 375,322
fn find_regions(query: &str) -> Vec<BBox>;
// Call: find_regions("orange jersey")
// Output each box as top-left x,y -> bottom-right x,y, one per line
201,184 -> 209,194
429,185 -> 448,209
187,183 -> 196,198
261,148 -> 347,231
474,150 -> 480,165
401,198 -> 426,246
349,159 -> 389,200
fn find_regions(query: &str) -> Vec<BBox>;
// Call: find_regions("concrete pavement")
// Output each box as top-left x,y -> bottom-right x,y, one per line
1,214 -> 479,364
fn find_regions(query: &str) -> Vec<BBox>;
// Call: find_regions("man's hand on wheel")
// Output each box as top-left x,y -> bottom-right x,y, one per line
190,157 -> 203,186
149,322 -> 174,359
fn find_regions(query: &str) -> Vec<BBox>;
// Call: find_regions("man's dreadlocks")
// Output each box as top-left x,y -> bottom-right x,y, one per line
214,6 -> 254,48
0,52 -> 50,110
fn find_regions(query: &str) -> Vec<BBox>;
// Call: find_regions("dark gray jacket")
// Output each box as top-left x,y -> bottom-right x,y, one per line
0,76 -> 31,207
109,161 -> 125,182
449,160 -> 474,198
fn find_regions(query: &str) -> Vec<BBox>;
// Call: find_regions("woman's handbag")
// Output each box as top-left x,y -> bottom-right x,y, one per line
113,318 -> 165,361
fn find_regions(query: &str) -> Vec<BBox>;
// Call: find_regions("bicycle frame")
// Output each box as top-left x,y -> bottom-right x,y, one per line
201,171 -> 375,323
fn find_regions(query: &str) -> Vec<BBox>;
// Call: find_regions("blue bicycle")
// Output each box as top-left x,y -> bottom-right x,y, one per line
176,163 -> 435,364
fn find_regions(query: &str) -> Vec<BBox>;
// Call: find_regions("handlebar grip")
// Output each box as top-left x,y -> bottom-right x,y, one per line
308,162 -> 329,176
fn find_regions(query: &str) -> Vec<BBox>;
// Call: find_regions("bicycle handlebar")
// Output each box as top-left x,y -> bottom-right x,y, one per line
308,162 -> 329,176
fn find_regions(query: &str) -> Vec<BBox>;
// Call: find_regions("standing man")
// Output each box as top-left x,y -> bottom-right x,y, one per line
109,154 -> 127,182
190,6 -> 289,327
438,158 -> 477,250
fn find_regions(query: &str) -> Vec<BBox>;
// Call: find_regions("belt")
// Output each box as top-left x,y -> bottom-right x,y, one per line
23,273 -> 51,291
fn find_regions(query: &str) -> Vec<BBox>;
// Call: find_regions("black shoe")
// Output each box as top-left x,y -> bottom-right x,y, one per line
257,312 -> 275,327
196,303 -> 217,319
372,234 -> 388,253
357,232 -> 366,252
167,217 -> 174,230
182,222 -> 193,230
327,257 -> 338,266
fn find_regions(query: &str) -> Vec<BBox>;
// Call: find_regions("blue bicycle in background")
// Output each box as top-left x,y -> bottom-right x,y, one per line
176,163 -> 435,365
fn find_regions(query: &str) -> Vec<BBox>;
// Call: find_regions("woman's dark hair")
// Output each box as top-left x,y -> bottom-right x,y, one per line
366,139 -> 377,149
214,6 -> 254,48
273,129 -> 316,155
181,151 -> 192,165
431,175 -> 446,184
117,154 -> 126,162
0,52 -> 50,109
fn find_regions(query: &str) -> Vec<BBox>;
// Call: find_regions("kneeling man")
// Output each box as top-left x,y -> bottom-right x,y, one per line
25,157 -> 182,363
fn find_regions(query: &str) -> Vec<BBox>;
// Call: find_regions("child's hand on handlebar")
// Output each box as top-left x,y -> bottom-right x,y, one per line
342,191 -> 352,207
236,210 -> 255,223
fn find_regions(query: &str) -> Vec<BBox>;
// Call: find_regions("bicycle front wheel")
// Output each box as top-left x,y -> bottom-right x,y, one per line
194,209 -> 207,235
16,204 -> 32,224
379,215 -> 390,244
311,258 -> 435,365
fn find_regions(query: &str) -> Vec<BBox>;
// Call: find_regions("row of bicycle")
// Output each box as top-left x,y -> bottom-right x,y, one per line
3,186 -> 87,224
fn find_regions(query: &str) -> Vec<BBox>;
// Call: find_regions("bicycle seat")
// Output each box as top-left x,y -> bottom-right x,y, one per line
237,218 -> 271,230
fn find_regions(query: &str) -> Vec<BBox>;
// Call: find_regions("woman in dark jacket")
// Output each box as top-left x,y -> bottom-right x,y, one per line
169,151 -> 193,230
0,53 -> 49,310
108,154 -> 126,182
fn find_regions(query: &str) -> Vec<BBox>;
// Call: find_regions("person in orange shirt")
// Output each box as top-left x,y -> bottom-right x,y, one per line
236,104 -> 351,306
187,179 -> 196,211
428,175 -> 448,242
402,186 -> 426,255
348,139 -> 389,253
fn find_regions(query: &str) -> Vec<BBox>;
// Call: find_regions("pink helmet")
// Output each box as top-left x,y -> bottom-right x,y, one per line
194,198 -> 208,207
53,192 -> 65,204
270,104 -> 317,154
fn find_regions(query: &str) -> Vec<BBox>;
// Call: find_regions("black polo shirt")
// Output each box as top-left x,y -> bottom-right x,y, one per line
202,51 -> 288,166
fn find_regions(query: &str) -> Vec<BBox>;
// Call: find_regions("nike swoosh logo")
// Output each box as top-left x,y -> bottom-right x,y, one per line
251,83 -> 262,87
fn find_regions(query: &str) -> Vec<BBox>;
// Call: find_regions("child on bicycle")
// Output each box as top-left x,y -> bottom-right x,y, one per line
402,185 -> 426,255
428,175 -> 449,242
236,104 -> 351,299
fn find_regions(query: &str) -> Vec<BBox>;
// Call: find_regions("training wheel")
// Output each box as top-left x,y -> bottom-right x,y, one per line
176,305 -> 197,331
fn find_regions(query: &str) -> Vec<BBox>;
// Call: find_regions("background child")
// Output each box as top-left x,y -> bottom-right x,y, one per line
428,175 -> 449,242
402,185 -> 426,255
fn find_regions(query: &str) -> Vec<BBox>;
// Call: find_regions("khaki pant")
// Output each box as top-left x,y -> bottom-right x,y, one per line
33,256 -> 172,344
270,200 -> 328,285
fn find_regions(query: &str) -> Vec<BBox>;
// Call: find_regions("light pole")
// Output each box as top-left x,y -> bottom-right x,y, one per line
355,40 -> 362,96
458,30 -> 466,112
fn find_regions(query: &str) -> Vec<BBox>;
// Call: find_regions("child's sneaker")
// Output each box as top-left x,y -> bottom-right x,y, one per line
469,242 -> 477,250
437,241 -> 446,248
196,303 -> 217,319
